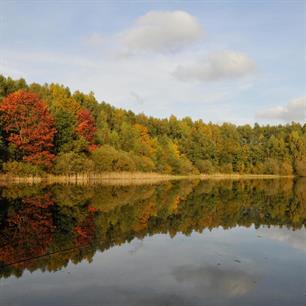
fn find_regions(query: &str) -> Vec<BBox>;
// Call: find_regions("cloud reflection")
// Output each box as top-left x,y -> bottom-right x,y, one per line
258,227 -> 306,252
172,265 -> 257,298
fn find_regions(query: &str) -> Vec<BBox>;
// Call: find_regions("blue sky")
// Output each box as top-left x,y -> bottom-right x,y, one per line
0,0 -> 305,124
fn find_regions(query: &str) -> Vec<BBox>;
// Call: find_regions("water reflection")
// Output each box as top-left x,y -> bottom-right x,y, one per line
0,179 -> 305,306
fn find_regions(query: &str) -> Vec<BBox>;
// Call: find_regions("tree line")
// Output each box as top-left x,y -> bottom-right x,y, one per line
0,75 -> 305,176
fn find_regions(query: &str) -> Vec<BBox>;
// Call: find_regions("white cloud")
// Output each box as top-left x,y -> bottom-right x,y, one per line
173,50 -> 256,82
0,48 -> 256,123
256,96 -> 306,122
120,10 -> 203,53
84,33 -> 105,47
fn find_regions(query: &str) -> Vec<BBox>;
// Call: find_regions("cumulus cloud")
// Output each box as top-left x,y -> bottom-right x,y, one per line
256,97 -> 306,122
173,50 -> 256,82
120,10 -> 203,53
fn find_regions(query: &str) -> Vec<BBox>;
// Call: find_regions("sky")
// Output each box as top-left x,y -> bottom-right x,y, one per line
0,0 -> 305,124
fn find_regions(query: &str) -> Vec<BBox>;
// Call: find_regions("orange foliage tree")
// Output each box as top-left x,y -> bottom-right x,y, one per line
0,90 -> 56,168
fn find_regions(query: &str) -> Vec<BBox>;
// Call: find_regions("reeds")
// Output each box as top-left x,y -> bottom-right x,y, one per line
0,172 -> 293,185
0,172 -> 186,185
198,173 -> 294,180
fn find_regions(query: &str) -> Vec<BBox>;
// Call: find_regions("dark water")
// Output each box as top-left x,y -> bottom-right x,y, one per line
0,179 -> 305,306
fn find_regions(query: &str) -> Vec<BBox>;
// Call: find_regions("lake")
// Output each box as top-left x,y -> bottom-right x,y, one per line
0,179 -> 305,306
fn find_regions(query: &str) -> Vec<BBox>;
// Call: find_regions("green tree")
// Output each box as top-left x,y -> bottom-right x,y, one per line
53,152 -> 94,174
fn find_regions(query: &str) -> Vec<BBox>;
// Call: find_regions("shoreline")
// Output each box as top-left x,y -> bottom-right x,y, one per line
0,172 -> 295,185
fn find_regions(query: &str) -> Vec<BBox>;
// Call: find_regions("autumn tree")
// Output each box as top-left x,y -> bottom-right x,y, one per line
75,108 -> 97,147
0,75 -> 305,176
0,90 -> 56,169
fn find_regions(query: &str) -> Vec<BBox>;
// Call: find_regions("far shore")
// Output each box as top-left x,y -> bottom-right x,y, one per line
0,172 -> 295,185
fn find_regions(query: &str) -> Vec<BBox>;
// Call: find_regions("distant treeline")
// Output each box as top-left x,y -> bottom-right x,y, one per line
0,75 -> 305,176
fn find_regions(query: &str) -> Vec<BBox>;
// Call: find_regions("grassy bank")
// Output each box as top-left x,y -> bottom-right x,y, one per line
0,172 -> 294,185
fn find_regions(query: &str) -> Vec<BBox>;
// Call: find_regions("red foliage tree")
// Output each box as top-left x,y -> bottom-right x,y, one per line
75,108 -> 96,145
0,90 -> 56,168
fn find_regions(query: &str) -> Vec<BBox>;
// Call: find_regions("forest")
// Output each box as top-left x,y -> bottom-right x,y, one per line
0,75 -> 305,176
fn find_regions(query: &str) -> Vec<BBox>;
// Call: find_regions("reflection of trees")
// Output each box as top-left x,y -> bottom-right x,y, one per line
0,179 -> 305,279
0,193 -> 55,278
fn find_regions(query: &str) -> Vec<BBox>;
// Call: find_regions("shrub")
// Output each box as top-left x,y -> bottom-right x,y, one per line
59,138 -> 89,154
195,159 -> 215,174
263,158 -> 280,174
178,156 -> 199,175
3,161 -> 44,176
251,162 -> 264,174
113,152 -> 136,171
91,145 -> 136,172
91,145 -> 117,172
53,152 -> 94,174
219,163 -> 233,174
132,154 -> 156,172
295,158 -> 306,176
279,161 -> 293,175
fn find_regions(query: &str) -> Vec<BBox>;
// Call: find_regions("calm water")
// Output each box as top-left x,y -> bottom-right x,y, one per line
0,179 -> 305,306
